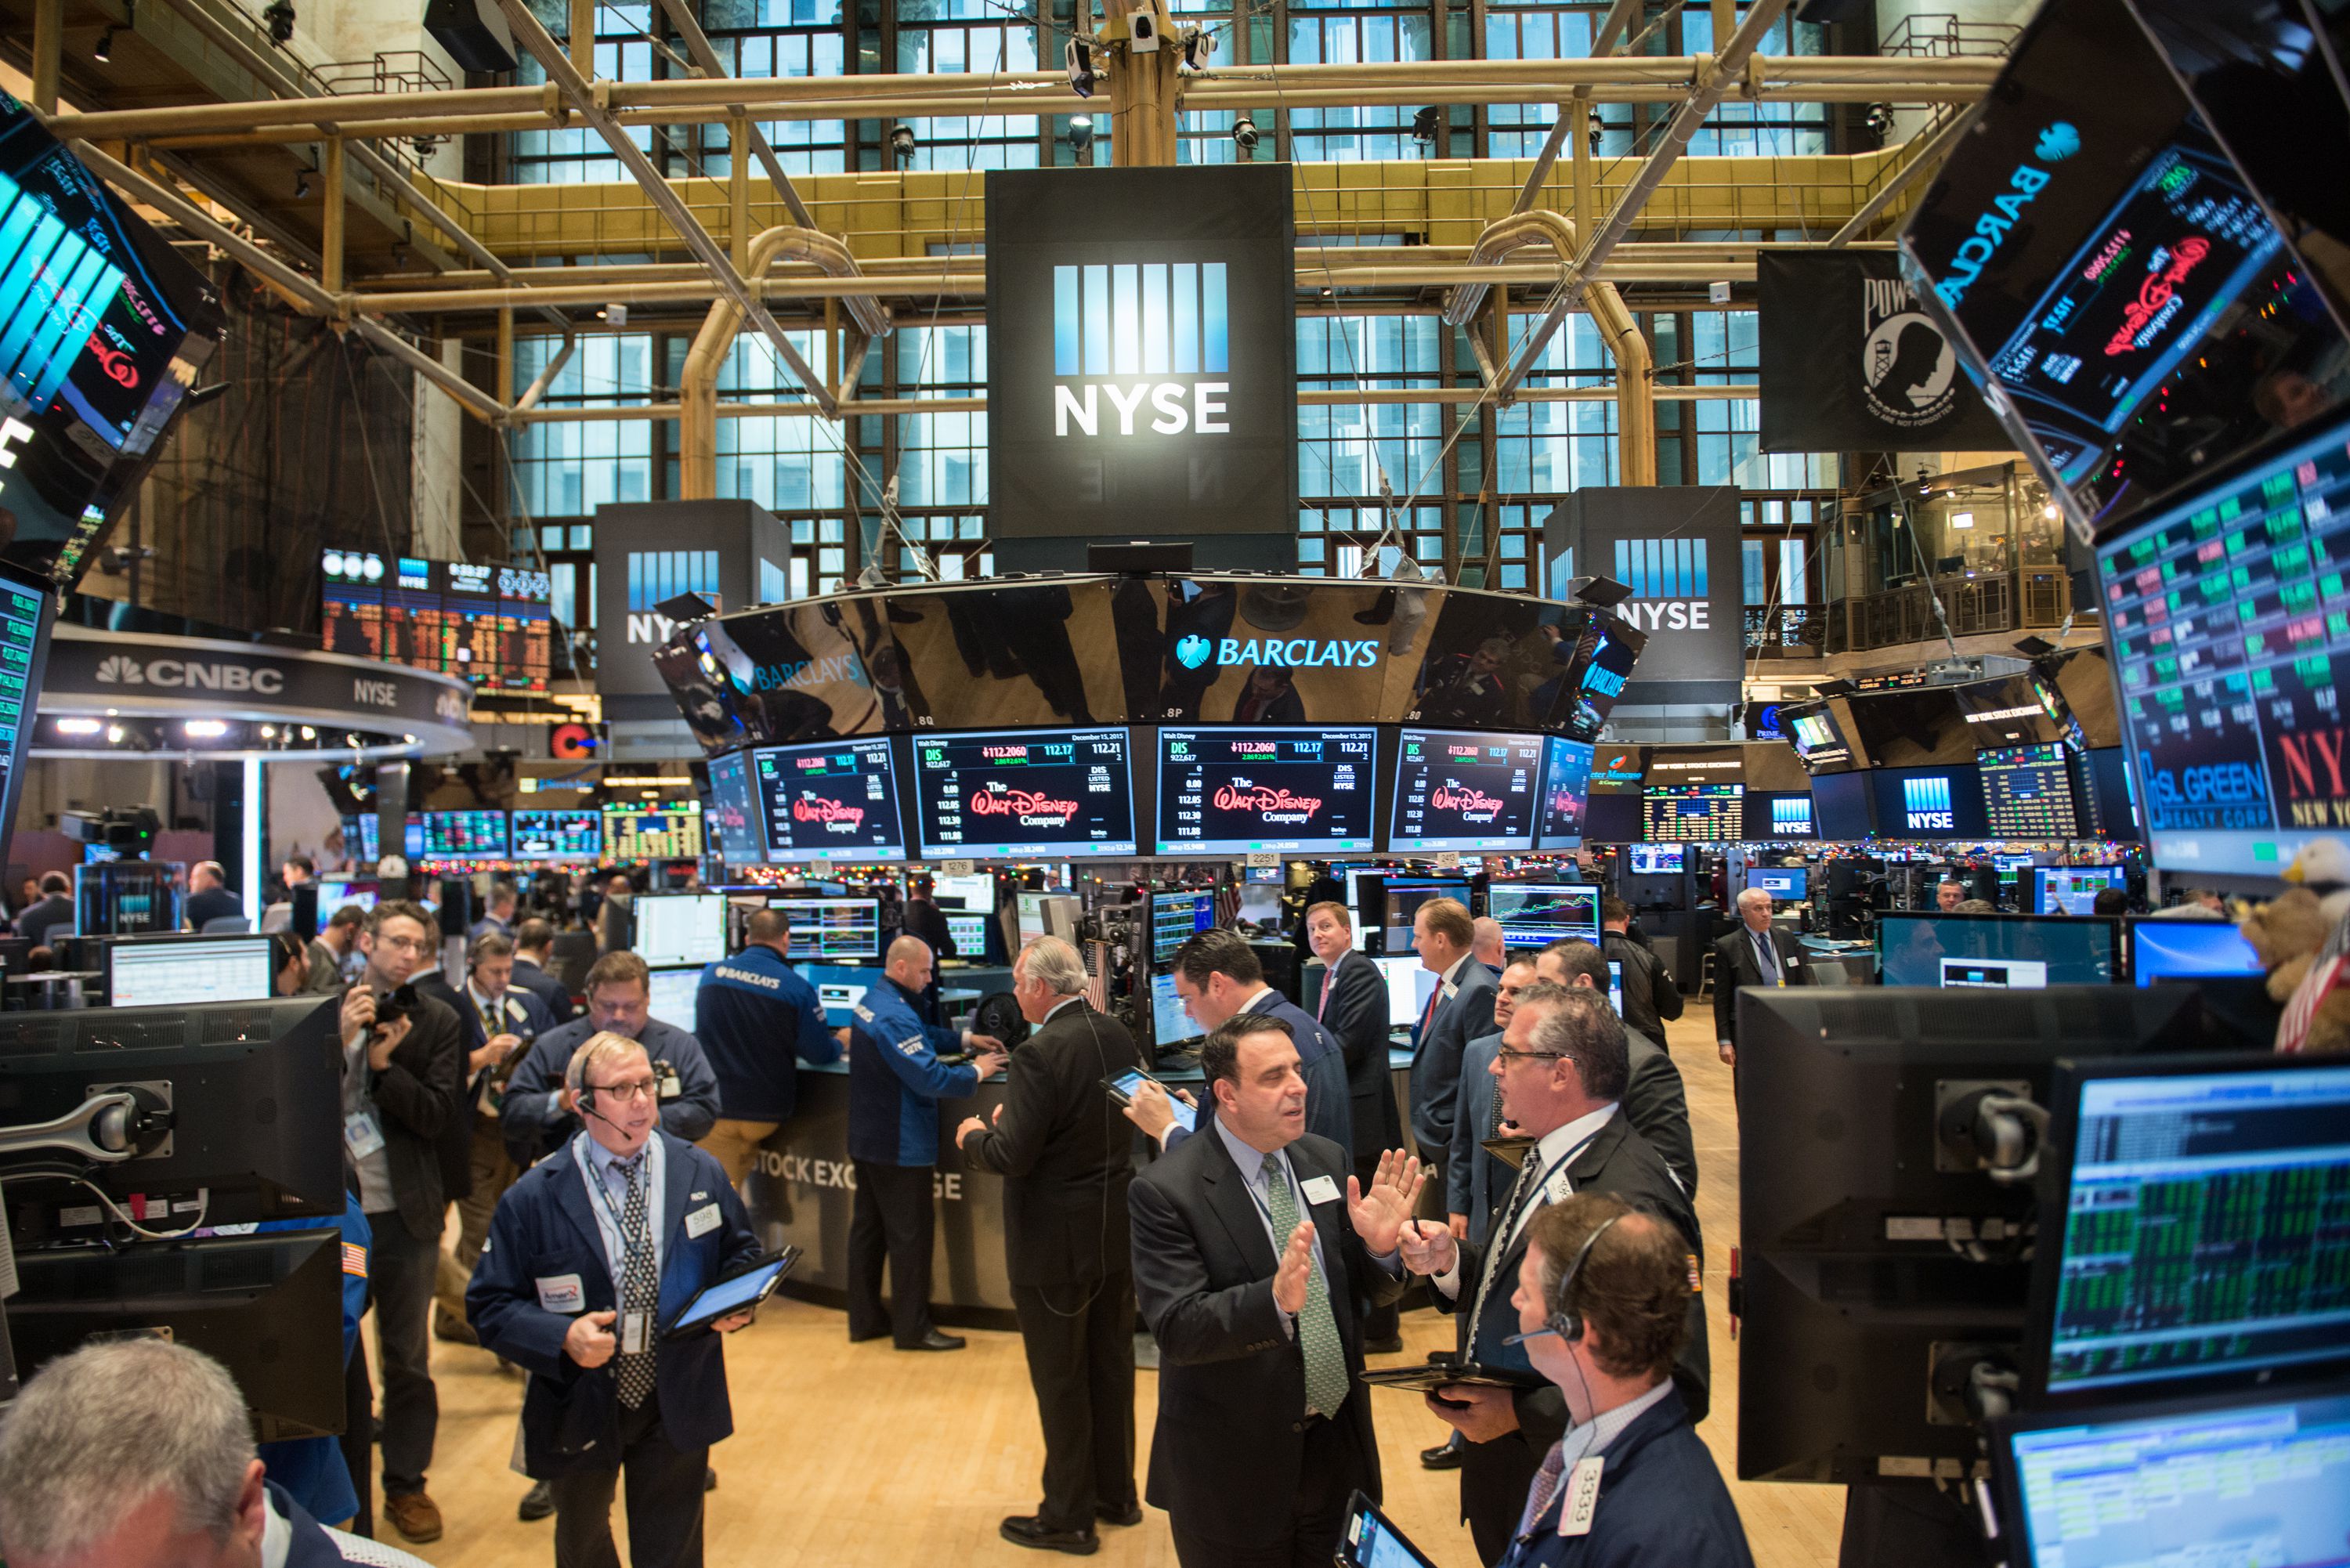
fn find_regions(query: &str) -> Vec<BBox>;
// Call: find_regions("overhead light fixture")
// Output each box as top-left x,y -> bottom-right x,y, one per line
295,170 -> 310,198
94,26 -> 115,61
299,725 -> 316,740
890,124 -> 916,166
1411,107 -> 1439,151
185,720 -> 229,739
1571,574 -> 1635,609
260,724 -> 277,739
262,0 -> 295,44
606,303 -> 628,327
1232,114 -> 1260,154
1064,36 -> 1094,97
2043,501 -> 2061,521
1864,102 -> 1893,138
1068,114 -> 1094,161
56,717 -> 101,736
106,724 -> 126,744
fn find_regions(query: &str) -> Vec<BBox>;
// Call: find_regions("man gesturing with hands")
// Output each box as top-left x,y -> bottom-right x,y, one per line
1129,1012 -> 1423,1568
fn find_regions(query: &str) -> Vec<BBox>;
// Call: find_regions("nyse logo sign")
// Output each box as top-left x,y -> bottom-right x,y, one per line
626,550 -> 721,645
1051,262 -> 1231,439
1614,538 -> 1713,634
1904,775 -> 1955,830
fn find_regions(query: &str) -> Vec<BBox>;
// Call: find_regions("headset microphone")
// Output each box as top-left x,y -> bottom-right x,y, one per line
1502,1212 -> 1622,1347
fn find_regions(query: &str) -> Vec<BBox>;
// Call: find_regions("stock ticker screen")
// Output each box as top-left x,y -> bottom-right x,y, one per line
320,550 -> 553,692
704,751 -> 765,865
1979,742 -> 2081,839
912,728 -> 1138,858
1389,728 -> 1545,852
419,810 -> 508,861
511,808 -> 601,861
2099,414 -> 2350,874
1640,782 -> 1744,843
754,738 -> 906,862
1155,728 -> 1378,855
601,801 -> 705,861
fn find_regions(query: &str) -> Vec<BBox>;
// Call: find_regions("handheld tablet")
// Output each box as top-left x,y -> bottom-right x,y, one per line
1338,1490 -> 1441,1568
1103,1068 -> 1196,1133
663,1247 -> 801,1341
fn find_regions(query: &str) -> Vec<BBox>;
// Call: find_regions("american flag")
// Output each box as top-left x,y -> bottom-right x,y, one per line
1083,940 -> 1110,1013
342,1241 -> 369,1279
2276,905 -> 2350,1054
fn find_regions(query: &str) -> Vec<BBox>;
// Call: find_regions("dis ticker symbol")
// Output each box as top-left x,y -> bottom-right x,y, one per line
2036,122 -> 2081,162
1174,634 -> 1213,671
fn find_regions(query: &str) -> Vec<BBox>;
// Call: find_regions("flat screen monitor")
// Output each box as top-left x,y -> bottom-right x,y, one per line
2128,917 -> 2262,986
1749,867 -> 1808,902
341,814 -> 381,866
634,894 -> 728,969
601,801 -> 704,862
106,937 -> 274,1006
1641,782 -> 1743,844
1389,729 -> 1546,853
312,880 -> 375,916
928,873 -> 995,915
2034,865 -> 2123,915
1991,1381 -> 2350,1568
1484,883 -> 1601,949
2095,410 -> 2350,876
911,728 -> 1138,858
0,562 -> 52,871
645,966 -> 702,1031
1978,742 -> 2080,839
1626,844 -> 1683,875
1607,958 -> 1623,1018
1877,912 -> 2120,989
1748,792 -> 1816,840
801,962 -> 876,1024
1014,891 -> 1053,948
1534,736 -> 1595,850
704,752 -> 765,865
419,810 -> 508,861
1368,955 -> 1440,1030
2030,1053 -> 2350,1399
1149,890 -> 1217,963
753,737 -> 908,862
768,897 -> 882,962
943,912 -> 989,956
512,808 -> 602,862
1868,766 -> 1990,840
1377,876 -> 1472,955
1150,970 -> 1201,1049
1812,771 -> 1875,840
1155,728 -> 1379,855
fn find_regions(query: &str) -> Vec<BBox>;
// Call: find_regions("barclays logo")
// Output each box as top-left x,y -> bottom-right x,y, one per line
1175,634 -> 1213,670
1184,637 -> 1382,673
2036,122 -> 2080,163
749,652 -> 866,693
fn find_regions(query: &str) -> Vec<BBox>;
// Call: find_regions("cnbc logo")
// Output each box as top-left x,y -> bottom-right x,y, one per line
1613,538 -> 1713,634
1904,775 -> 1955,830
1052,261 -> 1231,438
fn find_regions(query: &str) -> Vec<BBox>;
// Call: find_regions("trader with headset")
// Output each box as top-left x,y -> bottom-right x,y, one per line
1425,1194 -> 1752,1568
955,935 -> 1146,1555
470,1031 -> 765,1568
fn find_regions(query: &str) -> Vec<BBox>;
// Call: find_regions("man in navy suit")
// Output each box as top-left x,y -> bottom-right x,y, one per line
1152,927 -> 1353,1158
1307,899 -> 1405,1352
1408,897 -> 1498,1220
469,1031 -> 765,1568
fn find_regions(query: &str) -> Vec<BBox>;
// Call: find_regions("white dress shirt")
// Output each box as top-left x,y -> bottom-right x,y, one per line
1434,1102 -> 1619,1299
573,1130 -> 667,1284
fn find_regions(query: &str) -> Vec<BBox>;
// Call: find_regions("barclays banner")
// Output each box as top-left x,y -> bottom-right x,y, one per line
985,165 -> 1298,540
1542,487 -> 1744,705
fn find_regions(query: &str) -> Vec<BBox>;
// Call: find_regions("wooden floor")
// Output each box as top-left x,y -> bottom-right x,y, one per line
392,1013 -> 1843,1566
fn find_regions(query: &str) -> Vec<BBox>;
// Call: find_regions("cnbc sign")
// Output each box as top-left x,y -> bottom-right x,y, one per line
987,164 -> 1297,542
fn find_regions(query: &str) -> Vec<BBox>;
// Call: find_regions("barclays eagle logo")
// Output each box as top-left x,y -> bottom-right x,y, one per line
1174,634 -> 1213,670
2036,122 -> 2080,162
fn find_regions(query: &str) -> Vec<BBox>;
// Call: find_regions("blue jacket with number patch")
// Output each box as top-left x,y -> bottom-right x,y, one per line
847,974 -> 977,1166
695,944 -> 840,1122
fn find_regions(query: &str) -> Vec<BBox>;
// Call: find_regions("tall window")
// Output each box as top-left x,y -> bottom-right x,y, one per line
1286,0 -> 1435,161
896,0 -> 1043,171
508,0 -> 657,183
704,0 -> 850,176
506,334 -> 656,518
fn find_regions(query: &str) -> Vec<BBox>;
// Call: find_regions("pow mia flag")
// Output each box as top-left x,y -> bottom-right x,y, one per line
1757,250 -> 2013,453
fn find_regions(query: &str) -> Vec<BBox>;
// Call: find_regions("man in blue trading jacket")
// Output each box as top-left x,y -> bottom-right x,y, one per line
504,950 -> 722,1169
848,935 -> 1007,1351
470,1031 -> 765,1568
1405,1194 -> 1752,1568
695,907 -> 841,1189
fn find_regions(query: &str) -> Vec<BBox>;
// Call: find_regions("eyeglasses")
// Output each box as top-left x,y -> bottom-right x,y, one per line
375,933 -> 431,955
1494,1046 -> 1568,1065
588,1078 -> 656,1103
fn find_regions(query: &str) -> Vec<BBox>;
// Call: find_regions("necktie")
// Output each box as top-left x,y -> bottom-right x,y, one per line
1517,1440 -> 1572,1539
1420,980 -> 1443,1041
1752,930 -> 1778,985
615,1154 -> 659,1410
1262,1155 -> 1349,1420
1468,1154 -> 1544,1350
1316,961 -> 1332,1021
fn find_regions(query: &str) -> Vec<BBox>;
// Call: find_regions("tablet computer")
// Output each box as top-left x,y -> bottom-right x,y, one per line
1338,1490 -> 1441,1568
1103,1068 -> 1197,1133
1357,1359 -> 1544,1395
662,1247 -> 801,1341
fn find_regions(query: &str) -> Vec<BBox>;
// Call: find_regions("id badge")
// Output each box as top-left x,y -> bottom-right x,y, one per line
342,1110 -> 386,1161
620,1312 -> 650,1355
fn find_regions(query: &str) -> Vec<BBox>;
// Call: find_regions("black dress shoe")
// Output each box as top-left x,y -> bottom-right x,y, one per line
848,1328 -> 891,1344
1095,1502 -> 1143,1528
1000,1516 -> 1100,1555
898,1329 -> 966,1351
1365,1335 -> 1405,1354
705,1466 -> 718,1491
1421,1440 -> 1464,1470
518,1481 -> 554,1522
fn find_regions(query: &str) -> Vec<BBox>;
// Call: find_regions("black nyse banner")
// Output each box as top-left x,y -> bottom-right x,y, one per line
1757,250 -> 2011,453
985,165 -> 1298,538
1543,488 -> 1744,706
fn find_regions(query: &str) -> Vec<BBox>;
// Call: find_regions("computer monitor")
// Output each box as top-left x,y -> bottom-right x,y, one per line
801,963 -> 877,1025
1626,844 -> 1683,875
1484,883 -> 1602,949
645,966 -> 702,1031
633,894 -> 728,969
909,726 -> 1139,858
1150,971 -> 1202,1050
1733,985 -> 2213,1483
1150,890 -> 1218,963
1376,876 -> 1473,956
2033,865 -> 2124,916
1748,867 -> 1808,903
312,880 -> 376,916
1607,958 -> 1623,1018
0,997 -> 345,1227
2027,1052 -> 2350,1401
767,897 -> 883,962
104,936 -> 275,1006
943,912 -> 989,957
1876,912 -> 2120,990
1015,891 -> 1054,949
1367,956 -> 1441,1031
928,872 -> 995,916
419,809 -> 509,861
511,808 -> 602,862
2127,917 -> 2264,987
1990,1380 -> 2350,1568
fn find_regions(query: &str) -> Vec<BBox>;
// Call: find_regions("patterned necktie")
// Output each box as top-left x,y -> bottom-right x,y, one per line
1316,961 -> 1333,1021
1469,1154 -> 1543,1352
1752,930 -> 1778,985
1517,1440 -> 1571,1538
615,1154 -> 659,1410
1261,1154 -> 1349,1420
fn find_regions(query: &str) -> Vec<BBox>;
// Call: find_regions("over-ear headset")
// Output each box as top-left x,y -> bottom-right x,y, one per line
1504,1211 -> 1623,1347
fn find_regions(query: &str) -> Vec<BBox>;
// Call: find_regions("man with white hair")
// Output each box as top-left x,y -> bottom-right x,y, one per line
0,1336 -> 433,1568
1471,916 -> 1507,974
1712,886 -> 1810,1072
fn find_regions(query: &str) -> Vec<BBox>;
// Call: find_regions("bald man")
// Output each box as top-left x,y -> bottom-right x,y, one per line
844,937 -> 1008,1350
1471,916 -> 1506,975
184,859 -> 244,930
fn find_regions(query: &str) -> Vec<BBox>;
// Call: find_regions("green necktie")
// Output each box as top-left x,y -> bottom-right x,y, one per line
1262,1154 -> 1350,1420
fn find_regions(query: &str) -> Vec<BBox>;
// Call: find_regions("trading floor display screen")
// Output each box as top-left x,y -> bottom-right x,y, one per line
512,809 -> 601,861
108,938 -> 273,1006
634,894 -> 728,968
1155,728 -> 1378,855
1534,737 -> 1594,850
419,810 -> 508,862
912,728 -> 1137,858
1979,743 -> 2080,839
1485,883 -> 1601,948
646,966 -> 701,1031
0,562 -> 52,868
2034,865 -> 2122,915
1150,890 -> 1216,963
2038,1060 -> 2350,1396
320,551 -> 554,692
2097,414 -> 2350,875
768,897 -> 884,961
1878,912 -> 2120,989
1390,729 -> 1545,852
602,801 -> 704,862
1641,782 -> 1743,844
704,752 -> 765,865
754,738 -> 906,862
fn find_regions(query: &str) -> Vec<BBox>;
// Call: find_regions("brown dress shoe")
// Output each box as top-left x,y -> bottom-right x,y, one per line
384,1490 -> 444,1543
433,1310 -> 478,1346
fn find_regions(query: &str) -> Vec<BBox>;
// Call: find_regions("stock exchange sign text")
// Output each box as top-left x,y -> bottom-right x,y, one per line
1051,262 -> 1231,439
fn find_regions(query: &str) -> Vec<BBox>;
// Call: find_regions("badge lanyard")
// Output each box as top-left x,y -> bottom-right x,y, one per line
584,1141 -> 658,1356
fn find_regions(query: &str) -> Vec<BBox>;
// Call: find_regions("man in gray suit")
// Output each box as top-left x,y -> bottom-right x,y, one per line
1407,897 -> 1496,1215
1165,928 -> 1353,1157
1534,938 -> 1696,1199
1446,954 -> 1540,1245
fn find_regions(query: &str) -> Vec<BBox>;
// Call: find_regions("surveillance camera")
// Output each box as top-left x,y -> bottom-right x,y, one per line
1180,27 -> 1215,70
1232,114 -> 1260,152
1128,8 -> 1160,51
890,123 -> 916,163
1065,37 -> 1094,96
